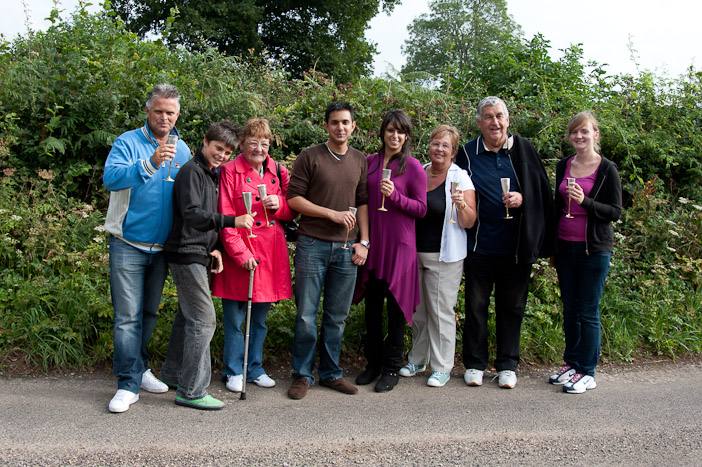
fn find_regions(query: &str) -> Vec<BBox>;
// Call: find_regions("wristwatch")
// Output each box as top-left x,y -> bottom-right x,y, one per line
359,240 -> 370,249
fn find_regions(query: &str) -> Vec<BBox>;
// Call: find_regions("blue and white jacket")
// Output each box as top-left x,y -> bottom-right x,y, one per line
103,123 -> 191,252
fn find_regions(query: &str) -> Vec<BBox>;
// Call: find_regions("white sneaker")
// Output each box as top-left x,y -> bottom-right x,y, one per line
463,369 -> 484,386
225,374 -> 243,392
549,365 -> 576,385
563,374 -> 596,394
498,370 -> 517,389
140,369 -> 168,393
253,374 -> 276,388
109,389 -> 139,413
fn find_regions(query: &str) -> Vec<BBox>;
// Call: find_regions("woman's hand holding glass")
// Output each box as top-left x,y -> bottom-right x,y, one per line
450,186 -> 465,210
566,180 -> 584,205
380,178 -> 394,198
261,194 -> 279,211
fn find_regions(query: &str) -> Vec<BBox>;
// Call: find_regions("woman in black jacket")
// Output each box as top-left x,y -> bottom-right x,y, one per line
549,112 -> 622,394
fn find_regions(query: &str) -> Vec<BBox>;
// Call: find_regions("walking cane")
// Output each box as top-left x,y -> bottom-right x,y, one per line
241,261 -> 258,400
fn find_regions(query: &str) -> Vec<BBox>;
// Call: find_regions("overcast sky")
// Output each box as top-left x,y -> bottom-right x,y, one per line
3,0 -> 700,78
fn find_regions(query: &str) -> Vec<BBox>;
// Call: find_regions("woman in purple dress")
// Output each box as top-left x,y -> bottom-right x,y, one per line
354,110 -> 428,393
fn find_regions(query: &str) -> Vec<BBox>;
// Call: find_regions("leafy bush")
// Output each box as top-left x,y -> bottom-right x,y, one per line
0,6 -> 700,371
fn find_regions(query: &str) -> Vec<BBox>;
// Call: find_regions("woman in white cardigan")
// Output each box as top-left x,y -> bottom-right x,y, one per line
399,125 -> 477,387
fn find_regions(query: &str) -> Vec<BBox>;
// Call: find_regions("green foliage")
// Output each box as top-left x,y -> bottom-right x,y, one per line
0,168 -> 112,370
110,0 -> 400,81
402,0 -> 522,83
1,6 -> 701,371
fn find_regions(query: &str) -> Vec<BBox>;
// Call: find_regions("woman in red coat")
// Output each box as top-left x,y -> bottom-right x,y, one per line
211,118 -> 295,392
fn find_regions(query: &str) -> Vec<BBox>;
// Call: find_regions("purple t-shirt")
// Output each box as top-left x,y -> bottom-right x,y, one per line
558,157 -> 599,241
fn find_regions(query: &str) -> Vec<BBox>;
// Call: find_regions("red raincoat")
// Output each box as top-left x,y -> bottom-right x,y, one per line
211,154 -> 295,302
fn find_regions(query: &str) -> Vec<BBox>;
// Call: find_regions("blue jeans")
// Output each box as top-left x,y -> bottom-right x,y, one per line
222,299 -> 270,382
161,262 -> 217,400
555,241 -> 611,377
291,235 -> 358,384
109,235 -> 168,393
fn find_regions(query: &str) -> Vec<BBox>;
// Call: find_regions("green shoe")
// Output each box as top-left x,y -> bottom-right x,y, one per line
175,394 -> 224,410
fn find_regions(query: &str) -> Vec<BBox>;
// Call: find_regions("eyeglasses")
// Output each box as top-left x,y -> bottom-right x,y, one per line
246,140 -> 270,150
429,141 -> 453,152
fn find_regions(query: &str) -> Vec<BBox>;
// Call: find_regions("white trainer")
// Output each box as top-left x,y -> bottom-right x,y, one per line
563,374 -> 596,394
140,369 -> 168,393
109,389 -> 139,413
549,365 -> 576,385
253,374 -> 276,388
225,374 -> 243,392
498,370 -> 517,389
463,369 -> 484,386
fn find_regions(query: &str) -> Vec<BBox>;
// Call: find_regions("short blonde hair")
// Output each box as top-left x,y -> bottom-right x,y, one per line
241,117 -> 273,142
429,124 -> 460,160
567,112 -> 600,152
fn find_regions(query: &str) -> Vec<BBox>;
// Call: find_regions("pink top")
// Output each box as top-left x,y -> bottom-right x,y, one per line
558,156 -> 599,242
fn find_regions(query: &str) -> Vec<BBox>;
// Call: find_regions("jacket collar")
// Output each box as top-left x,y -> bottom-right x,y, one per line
141,123 -> 181,147
233,153 -> 275,175
476,133 -> 514,154
193,147 -> 218,179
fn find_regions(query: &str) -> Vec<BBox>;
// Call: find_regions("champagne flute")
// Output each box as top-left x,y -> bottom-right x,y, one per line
242,192 -> 257,238
163,134 -> 178,182
565,177 -> 576,219
501,177 -> 513,220
341,207 -> 357,250
448,181 -> 459,223
257,184 -> 271,226
378,168 -> 391,211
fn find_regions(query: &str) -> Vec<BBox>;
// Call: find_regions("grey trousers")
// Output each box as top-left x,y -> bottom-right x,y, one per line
161,262 -> 216,400
408,252 -> 464,373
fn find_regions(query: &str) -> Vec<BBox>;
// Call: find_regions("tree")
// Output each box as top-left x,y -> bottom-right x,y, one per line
109,0 -> 399,81
402,0 -> 521,80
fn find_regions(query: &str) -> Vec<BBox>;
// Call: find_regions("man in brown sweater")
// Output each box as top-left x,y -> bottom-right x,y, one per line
286,101 -> 370,400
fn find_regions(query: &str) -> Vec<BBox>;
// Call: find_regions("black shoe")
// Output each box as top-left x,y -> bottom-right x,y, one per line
374,371 -> 399,393
356,365 -> 382,385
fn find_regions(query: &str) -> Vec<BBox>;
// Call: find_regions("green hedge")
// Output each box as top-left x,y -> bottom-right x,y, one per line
0,6 -> 700,371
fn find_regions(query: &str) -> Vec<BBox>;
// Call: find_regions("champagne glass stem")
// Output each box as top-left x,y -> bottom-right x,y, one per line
342,228 -> 350,249
448,201 -> 456,223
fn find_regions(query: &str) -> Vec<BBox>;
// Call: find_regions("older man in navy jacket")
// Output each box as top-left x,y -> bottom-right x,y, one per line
456,96 -> 555,390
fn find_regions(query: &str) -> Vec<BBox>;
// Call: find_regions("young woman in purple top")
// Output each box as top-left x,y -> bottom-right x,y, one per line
549,112 -> 622,394
354,110 -> 428,393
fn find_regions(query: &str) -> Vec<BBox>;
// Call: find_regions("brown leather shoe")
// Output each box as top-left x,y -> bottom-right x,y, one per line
287,377 -> 310,400
320,377 -> 358,395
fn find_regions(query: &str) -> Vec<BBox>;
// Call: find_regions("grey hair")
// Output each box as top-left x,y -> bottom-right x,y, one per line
476,96 -> 509,121
146,83 -> 181,110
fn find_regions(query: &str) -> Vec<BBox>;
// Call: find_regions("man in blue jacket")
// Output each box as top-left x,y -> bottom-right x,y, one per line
103,84 -> 191,413
455,96 -> 555,390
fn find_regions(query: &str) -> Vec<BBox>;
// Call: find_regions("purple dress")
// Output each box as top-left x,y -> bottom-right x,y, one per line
355,153 -> 428,325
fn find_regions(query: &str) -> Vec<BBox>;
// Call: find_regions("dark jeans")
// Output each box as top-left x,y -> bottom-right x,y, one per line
555,241 -> 611,377
462,252 -> 532,372
363,274 -> 406,372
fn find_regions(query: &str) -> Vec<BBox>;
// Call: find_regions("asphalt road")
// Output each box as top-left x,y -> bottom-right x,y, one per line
1,359 -> 701,466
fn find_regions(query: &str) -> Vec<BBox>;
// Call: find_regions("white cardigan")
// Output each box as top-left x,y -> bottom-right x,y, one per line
422,162 -> 475,263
